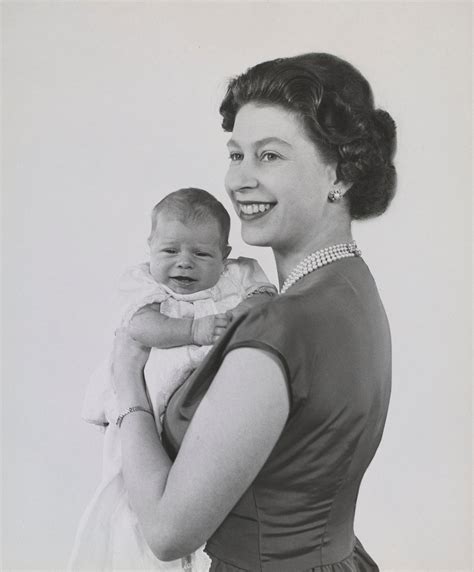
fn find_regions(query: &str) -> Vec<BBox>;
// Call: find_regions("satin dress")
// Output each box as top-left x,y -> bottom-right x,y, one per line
163,257 -> 391,572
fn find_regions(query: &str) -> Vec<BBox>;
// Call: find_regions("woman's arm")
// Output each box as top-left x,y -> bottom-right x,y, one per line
128,303 -> 229,347
113,336 -> 290,561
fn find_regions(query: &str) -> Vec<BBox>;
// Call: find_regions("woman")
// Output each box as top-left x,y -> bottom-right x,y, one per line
112,53 -> 396,571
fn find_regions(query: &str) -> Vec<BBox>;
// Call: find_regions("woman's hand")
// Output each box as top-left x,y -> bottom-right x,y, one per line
112,327 -> 151,408
113,327 -> 151,372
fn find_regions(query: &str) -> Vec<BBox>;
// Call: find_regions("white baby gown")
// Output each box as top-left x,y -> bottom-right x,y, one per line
69,258 -> 276,571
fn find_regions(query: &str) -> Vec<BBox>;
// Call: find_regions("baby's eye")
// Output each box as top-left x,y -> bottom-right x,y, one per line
196,251 -> 211,258
260,151 -> 280,162
229,152 -> 243,162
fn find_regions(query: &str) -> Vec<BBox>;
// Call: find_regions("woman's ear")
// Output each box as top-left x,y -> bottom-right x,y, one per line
222,245 -> 232,260
324,162 -> 349,194
325,161 -> 352,202
332,179 -> 353,197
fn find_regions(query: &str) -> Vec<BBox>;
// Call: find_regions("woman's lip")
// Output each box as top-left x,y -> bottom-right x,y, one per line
237,201 -> 276,220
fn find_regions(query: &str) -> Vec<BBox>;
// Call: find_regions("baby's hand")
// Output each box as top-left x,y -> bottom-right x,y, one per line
191,313 -> 230,346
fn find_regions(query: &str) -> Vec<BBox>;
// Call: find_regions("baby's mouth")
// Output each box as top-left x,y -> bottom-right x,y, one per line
170,276 -> 197,285
238,202 -> 276,218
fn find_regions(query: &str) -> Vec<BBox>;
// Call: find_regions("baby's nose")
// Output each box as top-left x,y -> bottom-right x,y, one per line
176,254 -> 193,268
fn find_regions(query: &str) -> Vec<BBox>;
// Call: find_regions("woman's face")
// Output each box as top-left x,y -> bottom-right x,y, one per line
225,103 -> 336,253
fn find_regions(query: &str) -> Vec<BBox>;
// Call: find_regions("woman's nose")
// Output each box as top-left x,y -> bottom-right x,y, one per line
225,160 -> 258,194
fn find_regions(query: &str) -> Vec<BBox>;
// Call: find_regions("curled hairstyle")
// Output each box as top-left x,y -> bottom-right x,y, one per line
220,53 -> 397,219
149,188 -> 231,250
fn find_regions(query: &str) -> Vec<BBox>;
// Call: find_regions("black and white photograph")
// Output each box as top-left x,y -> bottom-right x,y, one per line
2,2 -> 472,571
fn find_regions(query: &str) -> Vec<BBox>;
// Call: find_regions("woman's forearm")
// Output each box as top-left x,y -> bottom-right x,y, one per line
112,340 -> 290,562
120,414 -> 174,553
114,370 -> 175,558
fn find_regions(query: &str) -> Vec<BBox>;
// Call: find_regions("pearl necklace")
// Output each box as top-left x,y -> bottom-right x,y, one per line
280,240 -> 362,294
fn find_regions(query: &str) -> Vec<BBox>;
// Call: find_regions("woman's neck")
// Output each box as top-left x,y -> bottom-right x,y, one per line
273,224 -> 353,290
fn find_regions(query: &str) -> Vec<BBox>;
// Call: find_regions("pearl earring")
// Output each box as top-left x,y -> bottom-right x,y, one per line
328,187 -> 343,202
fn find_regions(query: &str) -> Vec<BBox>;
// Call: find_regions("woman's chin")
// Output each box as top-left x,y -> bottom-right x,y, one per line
240,227 -> 273,247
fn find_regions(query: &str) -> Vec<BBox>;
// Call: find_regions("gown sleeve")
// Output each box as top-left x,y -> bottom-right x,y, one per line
224,257 -> 278,297
81,264 -> 170,427
117,263 -> 170,326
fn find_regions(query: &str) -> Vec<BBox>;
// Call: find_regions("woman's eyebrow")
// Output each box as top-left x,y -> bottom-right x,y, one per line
227,137 -> 292,148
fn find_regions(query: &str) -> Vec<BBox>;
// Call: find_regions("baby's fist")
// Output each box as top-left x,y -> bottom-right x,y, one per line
191,313 -> 230,346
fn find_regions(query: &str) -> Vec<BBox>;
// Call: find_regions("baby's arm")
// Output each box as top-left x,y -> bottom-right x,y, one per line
129,304 -> 230,348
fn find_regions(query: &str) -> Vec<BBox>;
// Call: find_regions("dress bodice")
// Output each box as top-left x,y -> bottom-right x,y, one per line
162,257 -> 390,571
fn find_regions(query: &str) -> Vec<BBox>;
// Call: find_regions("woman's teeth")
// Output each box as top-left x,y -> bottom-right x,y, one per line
239,203 -> 272,215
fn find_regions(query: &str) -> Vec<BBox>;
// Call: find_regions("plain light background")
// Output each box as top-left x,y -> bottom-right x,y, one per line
2,2 -> 472,570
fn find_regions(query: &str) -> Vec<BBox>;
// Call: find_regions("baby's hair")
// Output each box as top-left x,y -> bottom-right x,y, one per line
149,187 -> 231,250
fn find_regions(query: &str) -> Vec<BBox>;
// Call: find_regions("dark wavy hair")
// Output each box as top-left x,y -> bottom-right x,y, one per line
219,53 -> 397,219
149,188 -> 231,250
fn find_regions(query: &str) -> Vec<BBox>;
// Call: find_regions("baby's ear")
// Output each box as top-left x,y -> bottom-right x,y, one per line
222,245 -> 232,260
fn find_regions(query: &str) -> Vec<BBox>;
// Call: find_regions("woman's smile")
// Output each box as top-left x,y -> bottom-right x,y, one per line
237,201 -> 276,219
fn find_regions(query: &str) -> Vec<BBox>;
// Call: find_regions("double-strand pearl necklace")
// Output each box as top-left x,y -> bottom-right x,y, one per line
280,240 -> 362,294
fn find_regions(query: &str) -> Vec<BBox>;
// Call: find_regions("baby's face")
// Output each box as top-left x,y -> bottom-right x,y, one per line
149,214 -> 229,294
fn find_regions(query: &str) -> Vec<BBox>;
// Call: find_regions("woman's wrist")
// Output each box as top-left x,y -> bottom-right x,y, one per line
114,369 -> 150,410
112,328 -> 152,410
117,390 -> 150,411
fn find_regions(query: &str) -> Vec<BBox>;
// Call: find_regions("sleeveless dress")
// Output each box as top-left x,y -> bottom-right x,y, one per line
162,257 -> 391,572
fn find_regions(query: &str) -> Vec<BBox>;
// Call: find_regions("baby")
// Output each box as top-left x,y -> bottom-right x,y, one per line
69,188 -> 276,572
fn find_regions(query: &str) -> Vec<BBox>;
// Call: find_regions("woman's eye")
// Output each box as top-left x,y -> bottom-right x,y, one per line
261,151 -> 280,162
163,248 -> 177,254
229,152 -> 243,162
